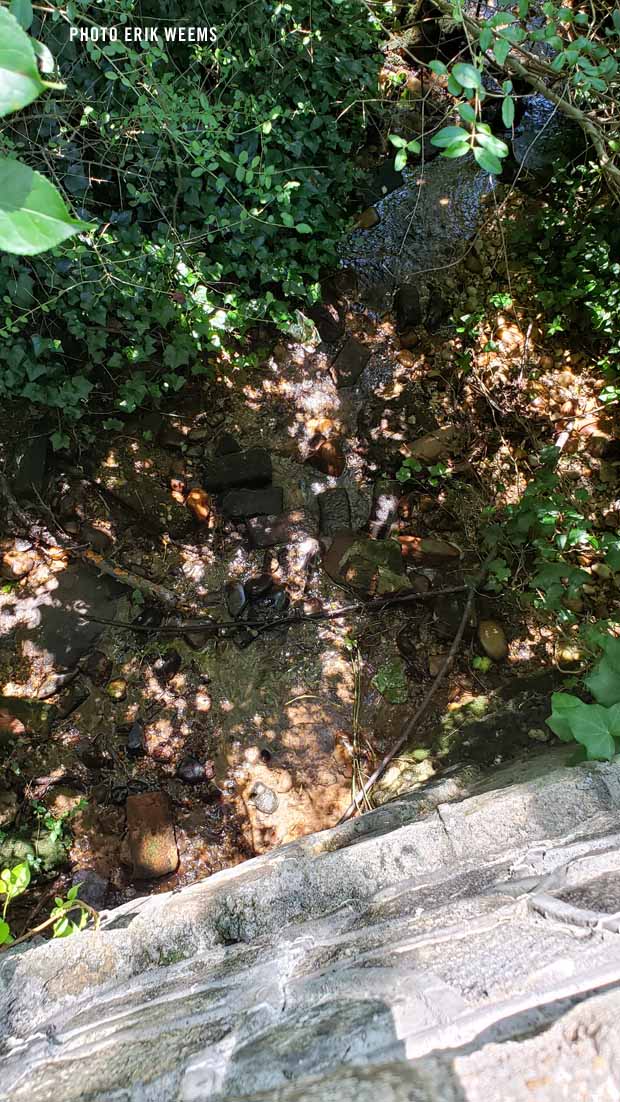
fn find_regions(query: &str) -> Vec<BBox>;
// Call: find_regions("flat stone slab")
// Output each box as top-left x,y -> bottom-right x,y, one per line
124,791 -> 178,879
222,486 -> 284,519
9,562 -> 124,670
203,447 -> 272,492
331,337 -> 371,388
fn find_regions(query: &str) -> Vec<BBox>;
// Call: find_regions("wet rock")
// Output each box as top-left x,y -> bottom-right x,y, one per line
249,781 -> 279,815
186,488 -> 212,523
368,480 -> 400,540
246,511 -> 312,550
153,650 -> 182,685
203,447 -> 271,493
409,426 -> 460,464
184,624 -> 217,650
132,606 -> 163,631
80,523 -> 114,554
10,432 -> 48,499
125,791 -> 178,879
307,302 -> 345,343
177,756 -> 212,784
478,619 -> 509,662
357,206 -> 380,230
426,287 -> 449,331
107,679 -> 127,701
0,546 -> 36,581
244,574 -> 274,601
71,869 -> 108,910
323,533 -> 409,596
364,156 -> 404,204
331,338 -> 371,388
394,284 -> 423,331
399,330 -> 421,350
126,720 -> 146,757
398,535 -> 461,566
317,488 -> 351,536
222,486 -> 284,519
226,581 -> 248,619
396,627 -> 418,663
36,668 -> 79,700
306,438 -> 346,477
215,432 -> 242,456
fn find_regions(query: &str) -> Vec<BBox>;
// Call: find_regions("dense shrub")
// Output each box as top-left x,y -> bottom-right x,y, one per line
0,0 -> 381,435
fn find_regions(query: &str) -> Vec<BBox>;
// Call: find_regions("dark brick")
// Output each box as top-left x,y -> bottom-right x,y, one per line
331,338 -> 371,388
203,447 -> 271,492
222,486 -> 284,519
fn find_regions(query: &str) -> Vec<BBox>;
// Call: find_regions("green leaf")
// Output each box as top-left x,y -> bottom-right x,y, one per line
295,223 -> 312,234
0,8 -> 46,116
546,692 -> 585,741
479,27 -> 493,51
447,74 -> 462,96
388,133 -> 407,148
475,131 -> 509,158
428,60 -> 447,75
10,0 -> 33,31
371,658 -> 408,704
585,657 -> 620,707
568,703 -> 616,760
0,919 -> 11,944
458,102 -> 476,124
599,635 -> 620,674
442,140 -> 471,158
452,62 -> 482,89
431,126 -> 470,148
473,146 -> 503,174
0,159 -> 93,256
394,149 -> 407,172
502,95 -> 515,128
494,38 -> 511,65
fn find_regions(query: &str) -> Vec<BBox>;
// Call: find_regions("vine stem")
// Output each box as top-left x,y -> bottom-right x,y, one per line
336,551 -> 494,824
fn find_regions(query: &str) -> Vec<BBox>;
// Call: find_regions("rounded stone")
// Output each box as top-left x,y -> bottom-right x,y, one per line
249,782 -> 279,815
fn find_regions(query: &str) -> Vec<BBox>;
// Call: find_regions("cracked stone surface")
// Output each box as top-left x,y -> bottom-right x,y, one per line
2,749 -> 620,1100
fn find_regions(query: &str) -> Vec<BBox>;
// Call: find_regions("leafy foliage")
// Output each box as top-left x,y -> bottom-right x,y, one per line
547,635 -> 620,759
0,0 -> 381,426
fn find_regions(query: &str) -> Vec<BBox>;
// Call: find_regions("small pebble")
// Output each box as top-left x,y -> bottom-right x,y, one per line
226,581 -> 248,619
153,650 -> 182,685
107,678 -> 127,701
477,620 -> 508,662
126,720 -> 146,757
249,782 -> 279,815
177,756 -> 213,784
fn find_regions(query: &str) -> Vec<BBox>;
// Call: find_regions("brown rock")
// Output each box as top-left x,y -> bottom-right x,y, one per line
83,650 -> 113,686
306,438 -> 346,477
186,488 -> 212,523
398,536 -> 461,565
246,511 -> 313,549
396,349 -> 415,368
331,337 -> 371,388
477,619 -> 508,662
125,791 -> 178,879
80,523 -> 114,554
399,331 -> 420,350
357,206 -> 380,230
408,426 -> 459,464
0,547 -> 35,581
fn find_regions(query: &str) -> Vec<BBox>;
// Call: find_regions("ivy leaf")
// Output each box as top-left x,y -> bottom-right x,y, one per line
585,657 -> 620,707
295,223 -> 312,234
452,62 -> 482,89
10,0 -> 33,31
0,158 -> 94,255
568,703 -> 616,760
502,95 -> 515,128
473,145 -> 503,174
431,126 -> 470,148
0,7 -> 46,116
546,692 -> 585,741
479,27 -> 493,51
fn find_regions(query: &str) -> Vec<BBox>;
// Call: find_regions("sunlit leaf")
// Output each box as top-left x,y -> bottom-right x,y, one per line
0,158 -> 94,255
0,7 -> 46,116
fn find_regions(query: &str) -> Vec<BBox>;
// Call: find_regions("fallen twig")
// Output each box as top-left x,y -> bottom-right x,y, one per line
84,583 -> 469,637
336,554 -> 494,824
